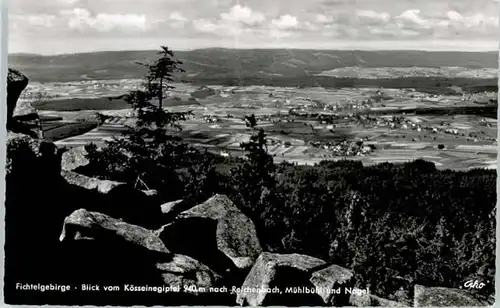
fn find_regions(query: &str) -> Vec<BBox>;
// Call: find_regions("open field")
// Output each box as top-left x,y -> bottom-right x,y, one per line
35,81 -> 497,171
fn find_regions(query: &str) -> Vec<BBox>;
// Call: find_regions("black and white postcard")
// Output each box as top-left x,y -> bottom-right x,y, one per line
3,0 -> 498,306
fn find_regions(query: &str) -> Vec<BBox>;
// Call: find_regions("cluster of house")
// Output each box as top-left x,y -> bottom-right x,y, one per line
202,115 -> 221,123
261,115 -> 296,123
308,139 -> 375,157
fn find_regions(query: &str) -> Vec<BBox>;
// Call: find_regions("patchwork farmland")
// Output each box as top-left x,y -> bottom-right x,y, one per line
33,81 -> 497,171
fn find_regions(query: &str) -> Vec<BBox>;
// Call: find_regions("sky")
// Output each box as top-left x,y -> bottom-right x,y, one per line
7,0 -> 500,54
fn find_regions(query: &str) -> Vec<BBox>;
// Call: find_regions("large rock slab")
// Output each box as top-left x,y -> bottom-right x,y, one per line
236,252 -> 327,306
59,209 -> 231,305
59,209 -> 171,256
414,285 -> 487,307
310,263 -> 354,305
158,194 -> 262,276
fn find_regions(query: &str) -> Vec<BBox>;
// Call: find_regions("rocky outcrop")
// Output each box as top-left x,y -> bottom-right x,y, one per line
158,194 -> 262,276
414,285 -> 488,307
310,264 -> 354,305
61,146 -> 90,171
59,209 -> 170,256
236,252 -> 327,306
58,209 -> 230,305
58,208 -> 170,287
5,133 -> 71,297
7,69 -> 42,138
7,68 -> 29,127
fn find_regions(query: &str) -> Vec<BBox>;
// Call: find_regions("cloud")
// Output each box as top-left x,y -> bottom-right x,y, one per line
271,15 -> 299,30
220,4 -> 265,26
191,4 -> 266,37
169,12 -> 188,22
56,0 -> 80,5
8,0 -> 499,53
447,11 -> 463,21
10,14 -> 58,28
192,19 -> 218,33
164,12 -> 189,29
356,10 -> 390,23
315,14 -> 334,23
60,8 -> 148,32
396,9 -> 430,27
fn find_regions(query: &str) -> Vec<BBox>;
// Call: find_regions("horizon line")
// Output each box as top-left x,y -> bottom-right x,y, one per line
8,47 -> 499,57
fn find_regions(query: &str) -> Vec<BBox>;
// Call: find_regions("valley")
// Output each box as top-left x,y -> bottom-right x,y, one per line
24,79 -> 497,171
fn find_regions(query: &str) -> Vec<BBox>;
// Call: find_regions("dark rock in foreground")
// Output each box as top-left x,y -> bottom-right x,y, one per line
177,194 -> 263,270
236,252 -> 327,306
158,194 -> 262,279
58,209 -> 232,305
5,133 -> 70,295
414,285 -> 488,307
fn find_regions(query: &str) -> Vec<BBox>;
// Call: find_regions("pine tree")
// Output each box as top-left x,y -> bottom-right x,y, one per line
85,46 -> 193,199
231,114 -> 277,217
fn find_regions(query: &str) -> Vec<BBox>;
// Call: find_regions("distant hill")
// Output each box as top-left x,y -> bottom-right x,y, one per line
8,49 -> 499,83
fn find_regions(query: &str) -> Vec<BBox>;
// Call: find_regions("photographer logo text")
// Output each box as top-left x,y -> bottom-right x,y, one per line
463,280 -> 487,290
